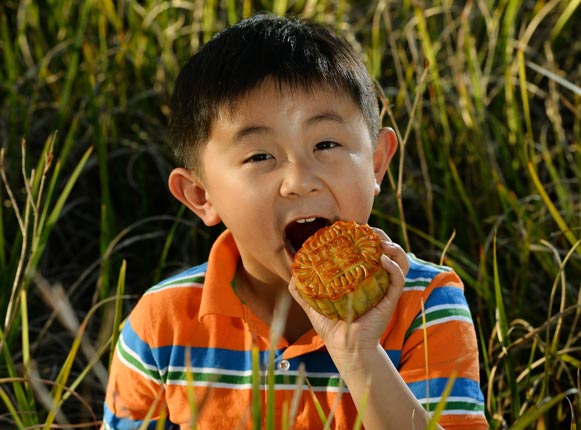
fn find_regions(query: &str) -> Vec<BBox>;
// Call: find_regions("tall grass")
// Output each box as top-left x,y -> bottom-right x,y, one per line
1,0 -> 579,428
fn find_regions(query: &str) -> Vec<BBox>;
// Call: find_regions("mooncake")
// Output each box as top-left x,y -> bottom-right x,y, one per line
291,220 -> 389,320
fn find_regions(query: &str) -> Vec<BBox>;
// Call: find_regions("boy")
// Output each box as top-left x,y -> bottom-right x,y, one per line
103,14 -> 488,430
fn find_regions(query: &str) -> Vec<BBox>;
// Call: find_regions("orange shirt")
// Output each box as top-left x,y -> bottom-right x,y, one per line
103,230 -> 488,429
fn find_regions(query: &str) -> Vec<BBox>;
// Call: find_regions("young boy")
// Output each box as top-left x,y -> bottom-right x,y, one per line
103,14 -> 488,430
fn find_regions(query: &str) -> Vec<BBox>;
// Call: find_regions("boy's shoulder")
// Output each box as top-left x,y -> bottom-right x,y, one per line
143,254 -> 457,296
144,262 -> 209,296
404,252 -> 455,288
126,263 -> 210,336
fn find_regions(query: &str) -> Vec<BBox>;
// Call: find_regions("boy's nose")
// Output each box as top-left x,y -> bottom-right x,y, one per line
280,160 -> 322,198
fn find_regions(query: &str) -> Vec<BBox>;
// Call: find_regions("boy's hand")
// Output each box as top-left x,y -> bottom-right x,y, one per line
288,228 -> 409,358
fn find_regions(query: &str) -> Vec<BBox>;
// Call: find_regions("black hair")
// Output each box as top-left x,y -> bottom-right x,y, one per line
169,13 -> 379,174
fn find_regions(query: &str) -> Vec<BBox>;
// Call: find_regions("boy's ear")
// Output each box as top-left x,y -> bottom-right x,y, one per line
372,127 -> 398,195
168,168 -> 222,226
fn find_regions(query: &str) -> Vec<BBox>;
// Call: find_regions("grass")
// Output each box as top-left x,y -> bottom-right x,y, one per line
1,0 -> 580,428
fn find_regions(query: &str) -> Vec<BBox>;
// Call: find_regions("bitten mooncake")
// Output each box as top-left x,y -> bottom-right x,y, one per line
291,220 -> 389,320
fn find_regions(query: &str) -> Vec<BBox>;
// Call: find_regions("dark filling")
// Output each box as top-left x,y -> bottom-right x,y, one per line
284,218 -> 331,256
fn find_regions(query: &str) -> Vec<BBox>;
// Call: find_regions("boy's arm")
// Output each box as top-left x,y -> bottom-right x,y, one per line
289,237 -> 440,430
103,317 -> 175,429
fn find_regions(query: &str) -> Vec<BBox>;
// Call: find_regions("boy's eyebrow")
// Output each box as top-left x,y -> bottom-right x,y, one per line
233,125 -> 272,142
232,110 -> 347,142
305,110 -> 346,127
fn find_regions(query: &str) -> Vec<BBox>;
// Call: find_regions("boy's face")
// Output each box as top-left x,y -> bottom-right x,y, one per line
170,80 -> 397,286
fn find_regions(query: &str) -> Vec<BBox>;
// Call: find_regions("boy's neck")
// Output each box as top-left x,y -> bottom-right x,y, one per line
235,266 -> 312,344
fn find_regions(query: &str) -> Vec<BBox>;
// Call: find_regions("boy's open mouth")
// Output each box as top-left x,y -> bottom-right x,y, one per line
284,217 -> 331,257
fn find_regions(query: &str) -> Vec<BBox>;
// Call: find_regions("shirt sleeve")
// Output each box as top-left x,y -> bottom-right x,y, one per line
398,270 -> 489,430
102,314 -> 177,430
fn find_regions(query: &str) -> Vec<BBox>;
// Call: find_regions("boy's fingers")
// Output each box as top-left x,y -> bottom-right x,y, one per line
288,278 -> 303,304
381,240 -> 410,277
371,226 -> 392,243
381,254 -> 405,293
370,226 -> 409,276
289,278 -> 316,315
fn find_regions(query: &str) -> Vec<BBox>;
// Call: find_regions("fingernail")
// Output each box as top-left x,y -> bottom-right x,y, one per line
381,240 -> 392,248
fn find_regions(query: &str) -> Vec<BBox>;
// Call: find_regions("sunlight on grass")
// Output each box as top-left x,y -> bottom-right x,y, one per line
0,0 -> 579,428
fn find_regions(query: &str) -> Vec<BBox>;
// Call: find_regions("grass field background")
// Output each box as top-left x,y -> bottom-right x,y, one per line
1,0 -> 580,428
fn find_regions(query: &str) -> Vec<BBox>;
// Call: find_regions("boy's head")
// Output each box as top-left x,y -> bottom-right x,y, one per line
169,13 -> 380,176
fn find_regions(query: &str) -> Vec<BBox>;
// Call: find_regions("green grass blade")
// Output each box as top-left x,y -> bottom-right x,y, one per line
0,185 -> 5,268
0,384 -> 26,429
19,289 -> 30,382
109,259 -> 126,367
251,343 -> 262,430
426,373 -> 457,430
527,162 -> 580,254
509,390 -> 576,430
550,0 -> 581,41
351,380 -> 370,430
184,347 -> 198,429
305,378 -> 328,427
266,347 -> 275,430
58,0 -> 92,122
273,0 -> 288,16
31,146 -> 94,272
45,292 -> 117,427
493,232 -> 520,416
0,326 -> 38,426
517,49 -> 533,143
154,206 -> 186,284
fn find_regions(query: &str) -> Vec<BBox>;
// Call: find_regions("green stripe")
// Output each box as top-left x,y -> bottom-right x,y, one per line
147,275 -> 205,292
408,254 -> 451,272
404,279 -> 430,289
404,308 -> 473,339
422,400 -> 485,413
117,339 -> 162,383
165,370 -> 342,389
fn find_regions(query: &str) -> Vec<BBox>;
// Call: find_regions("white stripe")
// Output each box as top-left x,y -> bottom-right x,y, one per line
164,379 -> 349,393
405,286 -> 428,291
117,339 -> 162,384
161,270 -> 207,285
145,280 -> 204,295
405,276 -> 432,284
161,365 -> 341,380
411,315 -> 474,330
116,356 -> 155,383
434,410 -> 485,416
408,255 -> 451,272
418,396 -> 483,405
422,304 -> 469,313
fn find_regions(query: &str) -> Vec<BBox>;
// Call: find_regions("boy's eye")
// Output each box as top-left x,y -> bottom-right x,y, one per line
314,141 -> 338,151
244,153 -> 273,163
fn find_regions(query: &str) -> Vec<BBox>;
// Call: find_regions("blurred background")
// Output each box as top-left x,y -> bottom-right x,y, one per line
1,0 -> 579,428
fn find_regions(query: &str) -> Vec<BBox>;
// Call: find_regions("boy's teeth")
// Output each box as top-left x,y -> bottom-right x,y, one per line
297,218 -> 316,223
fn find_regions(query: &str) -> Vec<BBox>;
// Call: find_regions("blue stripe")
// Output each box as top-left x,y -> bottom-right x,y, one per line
386,350 -> 401,368
156,263 -> 208,286
407,377 -> 485,403
120,320 -> 159,369
422,286 -> 469,309
406,254 -> 448,280
122,322 -> 402,375
103,403 -> 177,429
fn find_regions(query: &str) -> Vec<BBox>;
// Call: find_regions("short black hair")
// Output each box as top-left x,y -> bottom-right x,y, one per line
169,13 -> 379,174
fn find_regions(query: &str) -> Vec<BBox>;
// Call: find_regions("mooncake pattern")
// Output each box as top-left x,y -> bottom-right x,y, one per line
291,220 -> 389,320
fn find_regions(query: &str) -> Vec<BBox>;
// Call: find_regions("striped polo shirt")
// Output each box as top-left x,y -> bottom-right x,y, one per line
103,230 -> 488,429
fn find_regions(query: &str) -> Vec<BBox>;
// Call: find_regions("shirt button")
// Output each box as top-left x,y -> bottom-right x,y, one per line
277,359 -> 290,371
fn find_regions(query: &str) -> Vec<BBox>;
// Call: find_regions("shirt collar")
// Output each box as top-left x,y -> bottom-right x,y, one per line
198,229 -> 323,352
199,229 -> 244,319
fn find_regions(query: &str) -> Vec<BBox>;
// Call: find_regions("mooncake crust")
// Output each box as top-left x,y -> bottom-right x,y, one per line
291,220 -> 389,320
